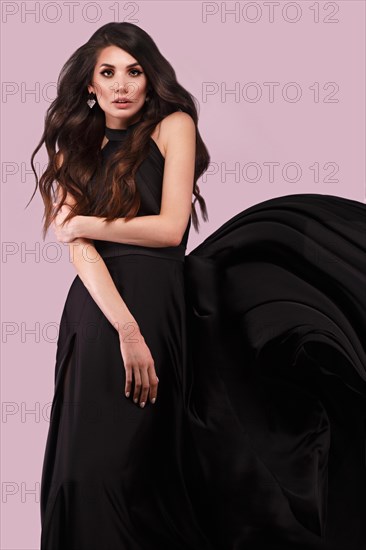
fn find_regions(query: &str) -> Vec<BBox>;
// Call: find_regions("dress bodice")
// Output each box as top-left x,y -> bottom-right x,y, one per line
92,120 -> 191,262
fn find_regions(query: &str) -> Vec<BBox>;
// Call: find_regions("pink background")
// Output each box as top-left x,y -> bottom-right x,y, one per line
2,1 -> 365,548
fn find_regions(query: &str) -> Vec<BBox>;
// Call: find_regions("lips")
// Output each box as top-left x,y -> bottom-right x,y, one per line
113,98 -> 132,103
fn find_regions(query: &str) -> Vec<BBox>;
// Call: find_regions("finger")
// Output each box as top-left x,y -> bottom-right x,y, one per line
133,367 -> 142,405
139,368 -> 150,408
148,365 -> 159,404
125,365 -> 133,398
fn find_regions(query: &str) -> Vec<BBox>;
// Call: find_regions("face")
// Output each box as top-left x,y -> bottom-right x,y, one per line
88,45 -> 149,129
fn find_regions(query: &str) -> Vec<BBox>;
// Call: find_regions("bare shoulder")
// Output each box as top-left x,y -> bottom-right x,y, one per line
151,112 -> 196,158
161,111 -> 196,136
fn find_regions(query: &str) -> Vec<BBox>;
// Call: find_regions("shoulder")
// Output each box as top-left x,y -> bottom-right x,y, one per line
157,112 -> 196,156
161,111 -> 195,128
160,111 -> 196,137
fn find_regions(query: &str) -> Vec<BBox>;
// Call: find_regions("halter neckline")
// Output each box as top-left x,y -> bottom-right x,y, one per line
105,119 -> 142,140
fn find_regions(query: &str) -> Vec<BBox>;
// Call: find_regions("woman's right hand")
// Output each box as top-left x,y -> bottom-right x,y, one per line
118,319 -> 159,408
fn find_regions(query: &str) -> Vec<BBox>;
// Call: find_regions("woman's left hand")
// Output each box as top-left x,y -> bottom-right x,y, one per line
52,202 -> 79,243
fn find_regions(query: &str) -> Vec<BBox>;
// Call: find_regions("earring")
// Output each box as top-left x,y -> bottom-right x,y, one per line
145,95 -> 150,102
87,91 -> 97,108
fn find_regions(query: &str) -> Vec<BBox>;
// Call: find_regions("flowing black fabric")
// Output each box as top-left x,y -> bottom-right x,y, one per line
40,121 -> 366,550
184,194 -> 366,550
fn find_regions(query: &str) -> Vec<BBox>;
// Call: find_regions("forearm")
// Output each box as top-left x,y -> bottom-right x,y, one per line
69,238 -> 138,337
76,214 -> 178,248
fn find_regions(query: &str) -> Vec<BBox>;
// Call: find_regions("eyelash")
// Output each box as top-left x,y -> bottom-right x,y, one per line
100,69 -> 143,77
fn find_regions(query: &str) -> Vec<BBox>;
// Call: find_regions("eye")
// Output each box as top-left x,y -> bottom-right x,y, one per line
100,69 -> 143,77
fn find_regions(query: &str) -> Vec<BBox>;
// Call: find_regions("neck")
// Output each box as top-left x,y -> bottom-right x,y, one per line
105,119 -> 142,141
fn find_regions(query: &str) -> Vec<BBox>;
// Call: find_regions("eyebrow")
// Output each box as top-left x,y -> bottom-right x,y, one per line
99,62 -> 141,68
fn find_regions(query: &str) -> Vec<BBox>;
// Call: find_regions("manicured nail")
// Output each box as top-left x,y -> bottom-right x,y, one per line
151,398 -> 156,404
125,392 -> 130,398
134,398 -> 138,403
140,402 -> 145,408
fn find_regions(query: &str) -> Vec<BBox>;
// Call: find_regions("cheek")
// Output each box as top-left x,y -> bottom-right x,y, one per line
137,80 -> 148,97
94,76 -> 106,95
101,83 -> 114,100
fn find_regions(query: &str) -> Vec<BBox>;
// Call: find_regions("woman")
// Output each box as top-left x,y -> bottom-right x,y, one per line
30,21 -> 212,550
30,22 -> 366,550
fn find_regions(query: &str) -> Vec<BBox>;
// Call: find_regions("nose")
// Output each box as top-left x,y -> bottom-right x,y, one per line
116,80 -> 128,90
115,80 -> 139,98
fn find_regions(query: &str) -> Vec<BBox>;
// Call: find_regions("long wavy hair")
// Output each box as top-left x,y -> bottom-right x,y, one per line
28,22 -> 210,240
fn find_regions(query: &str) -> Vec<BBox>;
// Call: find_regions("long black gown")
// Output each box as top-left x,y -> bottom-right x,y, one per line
40,121 -> 366,550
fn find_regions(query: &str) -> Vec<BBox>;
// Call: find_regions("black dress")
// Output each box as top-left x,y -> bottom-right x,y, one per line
40,121 -> 366,550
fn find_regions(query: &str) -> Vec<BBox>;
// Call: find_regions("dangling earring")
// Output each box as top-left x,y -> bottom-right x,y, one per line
87,91 -> 97,108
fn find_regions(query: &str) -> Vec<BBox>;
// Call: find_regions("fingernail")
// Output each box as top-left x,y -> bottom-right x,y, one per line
125,392 -> 130,398
134,398 -> 138,403
151,398 -> 156,404
140,402 -> 145,408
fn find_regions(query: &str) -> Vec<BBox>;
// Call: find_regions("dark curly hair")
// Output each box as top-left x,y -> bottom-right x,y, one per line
27,21 -> 210,241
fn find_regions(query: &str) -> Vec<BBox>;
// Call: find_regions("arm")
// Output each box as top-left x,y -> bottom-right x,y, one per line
52,170 -> 159,407
68,237 -> 135,334
72,112 -> 196,247
54,184 -> 136,335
